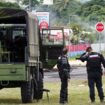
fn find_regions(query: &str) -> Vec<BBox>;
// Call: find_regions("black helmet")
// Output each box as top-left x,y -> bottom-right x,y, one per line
62,47 -> 68,55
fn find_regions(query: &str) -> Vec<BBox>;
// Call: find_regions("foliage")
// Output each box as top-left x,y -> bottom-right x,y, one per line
52,0 -> 81,24
70,23 -> 82,44
77,0 -> 105,22
22,0 -> 40,6
53,0 -> 69,12
0,1 -> 20,8
52,0 -> 105,44
1,0 -> 105,44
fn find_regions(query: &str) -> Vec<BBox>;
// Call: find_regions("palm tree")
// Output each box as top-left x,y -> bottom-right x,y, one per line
22,0 -> 39,7
54,0 -> 70,12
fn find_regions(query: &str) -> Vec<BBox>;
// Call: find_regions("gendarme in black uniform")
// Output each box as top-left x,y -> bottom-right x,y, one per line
57,48 -> 70,104
78,47 -> 105,102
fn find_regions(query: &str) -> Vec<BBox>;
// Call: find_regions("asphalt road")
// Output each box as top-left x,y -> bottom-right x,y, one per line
44,66 -> 87,82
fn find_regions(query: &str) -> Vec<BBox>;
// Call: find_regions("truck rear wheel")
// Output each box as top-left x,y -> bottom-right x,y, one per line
21,75 -> 34,103
34,72 -> 43,100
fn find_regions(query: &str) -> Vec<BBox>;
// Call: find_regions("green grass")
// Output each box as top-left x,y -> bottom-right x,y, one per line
0,79 -> 105,105
69,55 -> 81,60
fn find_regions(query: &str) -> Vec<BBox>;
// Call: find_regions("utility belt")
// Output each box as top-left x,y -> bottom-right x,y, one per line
60,68 -> 69,73
87,66 -> 101,70
59,69 -> 70,79
87,66 -> 102,73
63,69 -> 69,72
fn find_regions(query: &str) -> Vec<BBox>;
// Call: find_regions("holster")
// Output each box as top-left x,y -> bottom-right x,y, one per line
63,69 -> 70,79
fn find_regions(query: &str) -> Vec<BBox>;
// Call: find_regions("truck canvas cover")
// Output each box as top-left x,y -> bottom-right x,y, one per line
0,8 -> 39,62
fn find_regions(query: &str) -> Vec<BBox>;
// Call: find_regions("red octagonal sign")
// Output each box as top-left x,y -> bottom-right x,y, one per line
96,22 -> 104,32
39,21 -> 48,30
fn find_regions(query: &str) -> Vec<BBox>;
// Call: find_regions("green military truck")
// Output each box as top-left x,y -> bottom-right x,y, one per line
0,8 -> 64,103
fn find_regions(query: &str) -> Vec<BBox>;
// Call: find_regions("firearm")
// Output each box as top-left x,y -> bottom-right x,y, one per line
76,57 -> 81,60
76,52 -> 88,60
76,52 -> 88,62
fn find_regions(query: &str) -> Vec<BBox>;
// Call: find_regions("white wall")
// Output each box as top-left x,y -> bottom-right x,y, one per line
91,43 -> 105,52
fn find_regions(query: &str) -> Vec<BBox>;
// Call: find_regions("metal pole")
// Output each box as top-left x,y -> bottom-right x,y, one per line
100,33 -> 101,53
98,32 -> 101,53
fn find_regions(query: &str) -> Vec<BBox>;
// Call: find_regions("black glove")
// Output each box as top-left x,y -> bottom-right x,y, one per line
76,58 -> 80,60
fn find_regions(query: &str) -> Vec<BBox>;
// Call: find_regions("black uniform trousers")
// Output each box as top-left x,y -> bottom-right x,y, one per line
59,72 -> 68,103
87,71 -> 104,102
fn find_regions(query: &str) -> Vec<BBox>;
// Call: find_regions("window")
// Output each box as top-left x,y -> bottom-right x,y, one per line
0,26 -> 27,63
42,29 -> 64,46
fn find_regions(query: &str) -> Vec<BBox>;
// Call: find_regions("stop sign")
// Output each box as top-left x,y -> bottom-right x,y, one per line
39,21 -> 48,30
96,22 -> 104,32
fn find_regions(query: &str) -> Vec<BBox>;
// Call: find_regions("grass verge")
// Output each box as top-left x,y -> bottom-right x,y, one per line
0,78 -> 105,105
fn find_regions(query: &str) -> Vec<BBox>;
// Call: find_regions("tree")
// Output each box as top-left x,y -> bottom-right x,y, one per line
77,0 -> 105,22
52,0 -> 81,24
22,0 -> 39,7
0,1 -> 20,8
53,0 -> 69,12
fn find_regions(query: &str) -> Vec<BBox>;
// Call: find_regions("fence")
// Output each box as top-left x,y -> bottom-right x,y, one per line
66,43 -> 105,58
66,44 -> 90,57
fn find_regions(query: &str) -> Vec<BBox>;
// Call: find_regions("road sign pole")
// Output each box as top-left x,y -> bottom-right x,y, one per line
95,22 -> 104,53
99,33 -> 101,53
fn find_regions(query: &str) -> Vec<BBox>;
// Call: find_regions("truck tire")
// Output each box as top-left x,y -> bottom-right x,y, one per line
34,72 -> 43,100
21,75 -> 34,103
